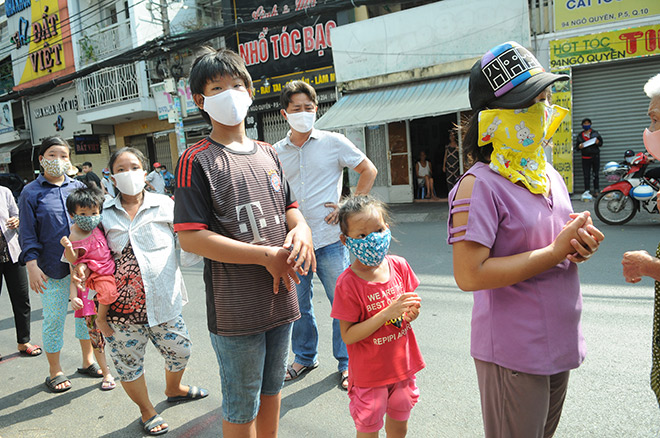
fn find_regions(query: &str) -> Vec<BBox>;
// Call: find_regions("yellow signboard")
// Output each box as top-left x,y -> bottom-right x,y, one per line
554,0 -> 660,31
550,73 -> 573,193
550,24 -> 660,70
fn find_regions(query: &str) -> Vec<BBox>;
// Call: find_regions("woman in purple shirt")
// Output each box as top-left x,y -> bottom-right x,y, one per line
19,137 -> 106,393
447,42 -> 605,438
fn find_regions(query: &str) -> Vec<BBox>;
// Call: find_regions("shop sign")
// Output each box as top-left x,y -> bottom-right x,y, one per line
225,1 -> 337,83
74,135 -> 101,154
251,66 -> 335,101
249,88 -> 335,113
0,152 -> 11,164
549,72 -> 574,193
27,86 -> 92,144
0,103 -> 14,135
550,24 -> 660,70
554,0 -> 660,31
7,0 -> 75,90
151,78 -> 198,121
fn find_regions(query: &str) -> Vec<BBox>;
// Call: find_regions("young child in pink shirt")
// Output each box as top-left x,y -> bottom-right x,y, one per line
331,196 -> 425,438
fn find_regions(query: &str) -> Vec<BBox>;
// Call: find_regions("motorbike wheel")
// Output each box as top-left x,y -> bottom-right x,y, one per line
594,190 -> 638,225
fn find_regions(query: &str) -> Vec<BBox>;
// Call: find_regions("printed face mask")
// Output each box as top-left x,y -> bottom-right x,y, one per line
285,111 -> 316,133
112,170 -> 146,196
73,214 -> 102,232
344,228 -> 392,267
478,101 -> 568,194
644,128 -> 660,161
203,89 -> 253,126
40,158 -> 70,177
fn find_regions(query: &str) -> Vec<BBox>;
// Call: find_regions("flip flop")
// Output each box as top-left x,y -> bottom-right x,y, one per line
285,361 -> 319,381
18,344 -> 42,356
77,362 -> 103,378
140,414 -> 169,436
101,376 -> 116,391
166,385 -> 209,402
45,374 -> 72,393
340,371 -> 349,391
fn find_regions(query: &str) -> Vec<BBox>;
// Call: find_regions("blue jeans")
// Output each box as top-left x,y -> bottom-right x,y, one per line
210,323 -> 292,424
292,240 -> 349,372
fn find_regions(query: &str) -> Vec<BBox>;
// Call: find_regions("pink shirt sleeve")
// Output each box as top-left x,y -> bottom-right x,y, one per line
331,272 -> 363,323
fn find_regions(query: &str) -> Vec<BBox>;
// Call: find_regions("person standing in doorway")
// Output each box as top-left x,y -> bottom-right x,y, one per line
575,118 -> 603,199
274,80 -> 378,390
146,162 -> 166,195
443,130 -> 460,191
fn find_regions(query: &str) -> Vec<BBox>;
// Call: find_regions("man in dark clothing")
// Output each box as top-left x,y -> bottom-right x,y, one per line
575,117 -> 603,197
81,161 -> 101,189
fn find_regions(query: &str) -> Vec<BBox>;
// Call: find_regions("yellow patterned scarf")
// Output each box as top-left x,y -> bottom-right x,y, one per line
478,102 -> 568,194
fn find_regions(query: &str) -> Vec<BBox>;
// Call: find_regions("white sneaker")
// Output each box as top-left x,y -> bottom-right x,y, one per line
581,190 -> 593,201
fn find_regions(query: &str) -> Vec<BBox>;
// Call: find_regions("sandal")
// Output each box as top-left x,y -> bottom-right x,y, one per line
18,344 -> 42,356
285,361 -> 319,381
45,374 -> 72,393
166,385 -> 208,402
101,375 -> 116,391
340,371 -> 349,391
77,362 -> 103,378
140,414 -> 169,436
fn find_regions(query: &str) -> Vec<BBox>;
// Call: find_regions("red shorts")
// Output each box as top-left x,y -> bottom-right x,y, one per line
87,272 -> 118,305
348,377 -> 419,433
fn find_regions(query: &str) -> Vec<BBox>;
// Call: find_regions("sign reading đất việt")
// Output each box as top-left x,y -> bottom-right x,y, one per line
554,0 -> 660,31
549,24 -> 660,70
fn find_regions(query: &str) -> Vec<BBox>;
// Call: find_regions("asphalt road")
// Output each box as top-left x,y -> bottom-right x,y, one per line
1,200 -> 660,437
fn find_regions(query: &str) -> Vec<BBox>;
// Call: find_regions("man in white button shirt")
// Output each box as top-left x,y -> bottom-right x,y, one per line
274,81 -> 377,390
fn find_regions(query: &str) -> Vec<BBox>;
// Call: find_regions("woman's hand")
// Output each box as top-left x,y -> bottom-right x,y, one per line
71,297 -> 84,311
283,222 -> 316,276
263,246 -> 300,294
564,212 -> 605,263
6,216 -> 19,229
26,260 -> 48,293
71,263 -> 90,290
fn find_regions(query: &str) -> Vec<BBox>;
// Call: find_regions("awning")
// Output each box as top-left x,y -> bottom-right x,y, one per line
0,140 -> 29,154
315,75 -> 470,130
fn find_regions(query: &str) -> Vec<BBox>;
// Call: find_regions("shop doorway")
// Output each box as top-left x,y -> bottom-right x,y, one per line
409,114 -> 457,198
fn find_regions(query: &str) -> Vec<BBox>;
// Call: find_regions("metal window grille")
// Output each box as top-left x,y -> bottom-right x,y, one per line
261,102 -> 333,145
75,63 -> 140,110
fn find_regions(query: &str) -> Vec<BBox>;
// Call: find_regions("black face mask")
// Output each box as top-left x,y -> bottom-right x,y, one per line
582,124 -> 591,131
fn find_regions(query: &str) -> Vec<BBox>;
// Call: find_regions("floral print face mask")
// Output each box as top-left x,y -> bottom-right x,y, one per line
40,158 -> 70,178
72,214 -> 102,232
344,228 -> 392,267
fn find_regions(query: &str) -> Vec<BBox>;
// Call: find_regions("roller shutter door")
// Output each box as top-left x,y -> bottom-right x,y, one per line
571,56 -> 660,193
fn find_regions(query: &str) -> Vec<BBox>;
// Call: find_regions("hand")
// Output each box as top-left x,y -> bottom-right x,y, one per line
263,246 -> 300,294
97,319 -> 114,337
551,212 -> 590,259
60,236 -> 72,248
71,297 -> 84,311
71,263 -> 90,290
565,212 -> 605,263
622,250 -> 655,283
6,216 -> 18,229
283,223 -> 316,275
26,260 -> 48,294
324,202 -> 340,225
403,303 -> 421,323
579,143 -> 584,149
384,292 -> 421,322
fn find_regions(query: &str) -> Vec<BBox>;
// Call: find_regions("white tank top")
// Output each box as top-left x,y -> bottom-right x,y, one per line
417,161 -> 430,178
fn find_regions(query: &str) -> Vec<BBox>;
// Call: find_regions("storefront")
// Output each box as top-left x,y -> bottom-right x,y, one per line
549,24 -> 660,193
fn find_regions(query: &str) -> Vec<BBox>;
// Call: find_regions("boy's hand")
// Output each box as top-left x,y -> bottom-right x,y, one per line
60,236 -> 72,248
264,246 -> 300,294
283,223 -> 316,275
71,297 -> 84,311
384,293 -> 421,322
71,263 -> 90,290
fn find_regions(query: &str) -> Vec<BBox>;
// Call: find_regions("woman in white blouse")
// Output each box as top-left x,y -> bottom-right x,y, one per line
75,147 -> 206,436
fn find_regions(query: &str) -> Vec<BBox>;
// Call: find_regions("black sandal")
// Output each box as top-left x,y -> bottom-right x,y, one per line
77,362 -> 103,378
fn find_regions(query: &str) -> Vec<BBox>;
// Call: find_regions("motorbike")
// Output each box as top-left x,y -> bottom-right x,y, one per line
594,152 -> 660,225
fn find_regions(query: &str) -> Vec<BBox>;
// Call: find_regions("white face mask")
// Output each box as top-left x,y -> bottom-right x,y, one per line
203,89 -> 252,126
285,111 -> 316,133
112,170 -> 146,196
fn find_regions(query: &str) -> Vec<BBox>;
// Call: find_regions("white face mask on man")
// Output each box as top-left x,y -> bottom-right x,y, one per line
203,89 -> 253,126
112,170 -> 146,196
285,111 -> 316,133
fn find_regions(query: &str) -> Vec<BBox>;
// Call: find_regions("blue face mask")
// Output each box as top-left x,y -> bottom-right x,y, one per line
344,228 -> 391,267
73,214 -> 102,232
582,124 -> 591,131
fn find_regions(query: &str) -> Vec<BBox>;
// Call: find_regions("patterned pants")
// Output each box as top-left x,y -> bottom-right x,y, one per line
106,314 -> 191,382
652,244 -> 660,407
40,276 -> 89,353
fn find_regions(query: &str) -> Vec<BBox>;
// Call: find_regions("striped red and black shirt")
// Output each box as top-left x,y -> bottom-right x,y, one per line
174,137 -> 300,336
